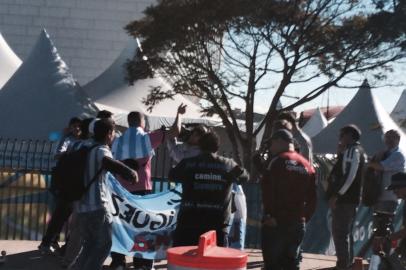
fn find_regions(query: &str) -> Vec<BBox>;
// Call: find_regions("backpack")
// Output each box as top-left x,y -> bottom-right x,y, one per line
325,154 -> 344,200
50,144 -> 101,202
361,166 -> 383,207
361,151 -> 390,207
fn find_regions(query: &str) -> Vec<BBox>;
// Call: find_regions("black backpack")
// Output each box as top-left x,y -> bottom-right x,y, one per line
50,144 -> 101,202
361,166 -> 383,207
361,151 -> 390,207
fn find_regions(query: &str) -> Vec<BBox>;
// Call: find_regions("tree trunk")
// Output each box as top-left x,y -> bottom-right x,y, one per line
241,137 -> 253,174
223,125 -> 242,165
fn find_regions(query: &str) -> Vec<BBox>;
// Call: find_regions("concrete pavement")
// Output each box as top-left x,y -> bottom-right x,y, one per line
0,240 -> 339,269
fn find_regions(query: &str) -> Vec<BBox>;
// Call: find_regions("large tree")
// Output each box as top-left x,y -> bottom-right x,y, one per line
125,0 -> 405,170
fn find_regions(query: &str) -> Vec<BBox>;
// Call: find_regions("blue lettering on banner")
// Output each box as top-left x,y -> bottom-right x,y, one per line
106,173 -> 182,260
106,173 -> 246,259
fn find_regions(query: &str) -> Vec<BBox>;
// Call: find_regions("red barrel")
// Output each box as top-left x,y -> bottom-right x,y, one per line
167,230 -> 248,270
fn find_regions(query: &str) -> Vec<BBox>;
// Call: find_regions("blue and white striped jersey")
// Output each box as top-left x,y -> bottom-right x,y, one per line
112,127 -> 154,160
76,144 -> 113,216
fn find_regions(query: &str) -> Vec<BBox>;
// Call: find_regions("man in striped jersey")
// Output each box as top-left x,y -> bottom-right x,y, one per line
110,104 -> 186,270
328,125 -> 366,270
74,118 -> 138,270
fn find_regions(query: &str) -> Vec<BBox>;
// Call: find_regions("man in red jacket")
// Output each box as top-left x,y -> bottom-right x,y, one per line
261,129 -> 316,270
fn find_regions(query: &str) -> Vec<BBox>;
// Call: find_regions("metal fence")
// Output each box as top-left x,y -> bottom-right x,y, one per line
0,139 -> 263,248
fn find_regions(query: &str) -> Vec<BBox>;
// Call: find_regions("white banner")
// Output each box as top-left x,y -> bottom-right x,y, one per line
106,174 -> 182,260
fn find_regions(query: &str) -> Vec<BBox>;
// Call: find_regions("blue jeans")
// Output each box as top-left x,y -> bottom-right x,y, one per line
228,219 -> 246,250
74,209 -> 112,270
261,222 -> 305,270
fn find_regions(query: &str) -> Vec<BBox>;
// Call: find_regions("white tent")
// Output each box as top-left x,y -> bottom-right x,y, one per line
84,40 -> 219,129
391,90 -> 406,131
0,33 -> 22,89
0,29 -> 98,140
302,107 -> 328,138
312,80 -> 406,155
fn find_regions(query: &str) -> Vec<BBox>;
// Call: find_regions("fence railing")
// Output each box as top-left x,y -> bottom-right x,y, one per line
0,139 -> 264,248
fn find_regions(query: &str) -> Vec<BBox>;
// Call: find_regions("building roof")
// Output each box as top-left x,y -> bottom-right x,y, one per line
312,80 -> 406,155
302,107 -> 328,138
84,39 -> 218,129
391,90 -> 406,125
0,33 -> 21,89
0,29 -> 98,140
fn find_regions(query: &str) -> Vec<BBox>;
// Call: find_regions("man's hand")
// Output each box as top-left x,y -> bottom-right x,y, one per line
177,103 -> 187,115
368,161 -> 384,171
130,170 -> 139,184
225,166 -> 243,182
329,196 -> 337,210
374,150 -> 387,161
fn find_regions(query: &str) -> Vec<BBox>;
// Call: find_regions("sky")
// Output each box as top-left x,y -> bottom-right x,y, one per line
226,1 -> 405,116
232,62 -> 405,116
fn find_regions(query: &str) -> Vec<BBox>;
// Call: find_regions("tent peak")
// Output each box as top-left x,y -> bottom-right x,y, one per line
361,79 -> 370,89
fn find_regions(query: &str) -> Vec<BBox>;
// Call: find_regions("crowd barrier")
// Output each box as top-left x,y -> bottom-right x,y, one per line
0,139 -> 264,248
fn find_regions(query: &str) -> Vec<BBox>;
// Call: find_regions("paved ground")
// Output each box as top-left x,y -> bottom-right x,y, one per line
0,240 -> 341,269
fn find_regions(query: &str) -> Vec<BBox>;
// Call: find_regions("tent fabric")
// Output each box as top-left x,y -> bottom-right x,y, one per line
391,90 -> 406,130
302,107 -> 328,138
300,106 -> 343,123
0,33 -> 22,89
0,29 -> 98,140
312,80 -> 406,156
84,40 -> 218,130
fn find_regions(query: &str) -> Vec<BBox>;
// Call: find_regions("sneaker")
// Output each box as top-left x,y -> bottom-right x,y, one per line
51,242 -> 61,252
38,243 -> 53,255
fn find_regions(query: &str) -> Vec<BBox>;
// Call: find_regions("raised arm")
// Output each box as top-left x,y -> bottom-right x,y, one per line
165,103 -> 187,141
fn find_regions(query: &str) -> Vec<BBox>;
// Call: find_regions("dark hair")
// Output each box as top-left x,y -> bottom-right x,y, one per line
80,118 -> 94,139
69,117 -> 81,126
94,118 -> 115,142
199,132 -> 220,153
277,112 -> 297,126
340,124 -> 361,141
386,129 -> 401,140
97,110 -> 113,119
272,119 -> 293,131
128,111 -> 144,127
192,125 -> 209,137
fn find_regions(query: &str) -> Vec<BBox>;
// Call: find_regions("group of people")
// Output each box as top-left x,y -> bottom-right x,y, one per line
326,126 -> 406,270
37,105 -> 406,270
255,115 -> 406,270
38,104 -> 249,270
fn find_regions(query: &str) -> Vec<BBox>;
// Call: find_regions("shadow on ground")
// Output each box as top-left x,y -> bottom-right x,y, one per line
0,250 -> 64,270
0,248 -> 335,270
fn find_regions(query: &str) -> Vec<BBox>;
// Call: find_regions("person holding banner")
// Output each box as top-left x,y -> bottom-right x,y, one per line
167,125 -> 248,249
73,118 -> 138,270
169,131 -> 249,247
110,104 -> 186,270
